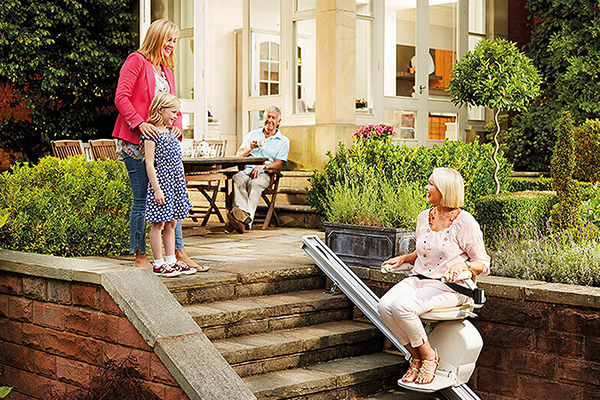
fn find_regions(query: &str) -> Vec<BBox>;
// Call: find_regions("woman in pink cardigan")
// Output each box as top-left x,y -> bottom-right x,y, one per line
378,168 -> 490,385
113,19 -> 206,272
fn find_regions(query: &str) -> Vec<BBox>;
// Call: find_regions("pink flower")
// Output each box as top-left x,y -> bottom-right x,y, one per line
353,124 -> 396,141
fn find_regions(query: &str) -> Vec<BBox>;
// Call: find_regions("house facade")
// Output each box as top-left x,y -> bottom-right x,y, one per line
137,0 -> 529,170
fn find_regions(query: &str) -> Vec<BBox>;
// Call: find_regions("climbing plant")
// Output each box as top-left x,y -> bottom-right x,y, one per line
0,0 -> 136,161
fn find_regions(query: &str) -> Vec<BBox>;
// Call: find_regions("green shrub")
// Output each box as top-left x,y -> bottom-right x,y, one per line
473,191 -> 558,248
307,137 -> 512,218
324,176 -> 428,229
506,177 -> 554,192
551,112 -> 583,231
574,119 -> 600,184
0,156 -> 131,256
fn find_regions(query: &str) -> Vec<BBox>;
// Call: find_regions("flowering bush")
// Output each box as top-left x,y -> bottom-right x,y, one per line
353,124 -> 396,141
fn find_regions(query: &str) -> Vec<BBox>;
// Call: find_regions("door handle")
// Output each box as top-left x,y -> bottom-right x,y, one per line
419,84 -> 426,94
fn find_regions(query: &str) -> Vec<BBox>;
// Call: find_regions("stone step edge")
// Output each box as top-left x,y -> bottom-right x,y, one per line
243,352 -> 405,400
185,289 -> 350,328
213,320 -> 381,365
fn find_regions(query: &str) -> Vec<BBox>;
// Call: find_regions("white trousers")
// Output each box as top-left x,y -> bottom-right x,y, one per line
378,276 -> 462,348
233,172 -> 271,221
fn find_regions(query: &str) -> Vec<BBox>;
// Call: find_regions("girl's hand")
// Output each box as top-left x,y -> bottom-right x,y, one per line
443,262 -> 469,283
381,255 -> 405,273
154,189 -> 165,205
138,122 -> 159,139
171,126 -> 182,139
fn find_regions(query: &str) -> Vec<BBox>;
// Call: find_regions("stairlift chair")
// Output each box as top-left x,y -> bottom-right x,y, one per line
396,270 -> 485,394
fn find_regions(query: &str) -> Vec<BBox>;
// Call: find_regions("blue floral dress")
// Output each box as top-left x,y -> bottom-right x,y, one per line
143,129 -> 192,222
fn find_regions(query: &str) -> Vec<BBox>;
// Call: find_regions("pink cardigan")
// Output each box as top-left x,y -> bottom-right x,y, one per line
112,52 -> 183,145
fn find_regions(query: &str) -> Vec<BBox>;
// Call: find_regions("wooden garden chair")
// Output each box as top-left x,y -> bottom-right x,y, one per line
89,139 -> 118,161
186,140 -> 228,225
253,169 -> 282,230
50,140 -> 85,159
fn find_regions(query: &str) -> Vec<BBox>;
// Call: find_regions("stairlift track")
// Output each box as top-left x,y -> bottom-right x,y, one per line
301,235 -> 483,400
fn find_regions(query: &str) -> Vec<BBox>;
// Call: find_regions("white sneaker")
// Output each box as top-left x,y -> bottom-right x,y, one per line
173,261 -> 197,275
153,263 -> 182,278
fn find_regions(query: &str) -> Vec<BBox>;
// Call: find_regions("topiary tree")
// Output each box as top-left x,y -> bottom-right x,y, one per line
448,38 -> 541,194
0,0 -> 136,161
551,112 -> 583,232
573,119 -> 600,186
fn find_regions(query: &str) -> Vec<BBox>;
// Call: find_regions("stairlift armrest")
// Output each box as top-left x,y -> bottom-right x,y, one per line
380,262 -> 412,274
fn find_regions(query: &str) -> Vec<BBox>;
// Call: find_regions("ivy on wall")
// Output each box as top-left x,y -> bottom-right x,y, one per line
504,0 -> 600,172
0,0 -> 136,161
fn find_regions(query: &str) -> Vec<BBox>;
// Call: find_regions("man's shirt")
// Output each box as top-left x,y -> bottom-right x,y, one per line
240,128 -> 290,175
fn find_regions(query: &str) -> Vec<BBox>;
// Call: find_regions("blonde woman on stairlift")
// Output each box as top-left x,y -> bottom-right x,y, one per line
378,167 -> 490,385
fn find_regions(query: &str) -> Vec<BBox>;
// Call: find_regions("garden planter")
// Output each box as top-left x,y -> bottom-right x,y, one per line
323,222 -> 416,268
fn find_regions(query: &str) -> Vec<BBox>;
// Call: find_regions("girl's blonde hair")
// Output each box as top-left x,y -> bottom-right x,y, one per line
147,92 -> 181,126
430,167 -> 465,208
137,19 -> 178,69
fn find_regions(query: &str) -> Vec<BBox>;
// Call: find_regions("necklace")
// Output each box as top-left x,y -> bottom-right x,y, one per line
429,207 -> 460,228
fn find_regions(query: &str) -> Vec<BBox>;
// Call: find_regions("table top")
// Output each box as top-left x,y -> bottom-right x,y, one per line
182,156 -> 268,172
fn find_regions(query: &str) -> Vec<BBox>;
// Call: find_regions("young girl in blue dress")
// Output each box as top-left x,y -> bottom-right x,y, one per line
143,93 -> 196,277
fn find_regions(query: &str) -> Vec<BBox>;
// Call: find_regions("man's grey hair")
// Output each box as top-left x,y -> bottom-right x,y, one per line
265,105 -> 281,118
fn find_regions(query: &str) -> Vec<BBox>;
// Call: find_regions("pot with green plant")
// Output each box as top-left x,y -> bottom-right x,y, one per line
323,169 -> 428,268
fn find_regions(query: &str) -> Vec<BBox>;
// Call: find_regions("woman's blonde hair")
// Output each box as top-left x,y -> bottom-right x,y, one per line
137,19 -> 178,69
430,167 -> 465,208
147,92 -> 181,126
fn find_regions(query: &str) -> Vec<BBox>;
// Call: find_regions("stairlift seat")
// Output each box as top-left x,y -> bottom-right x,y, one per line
420,303 -> 481,322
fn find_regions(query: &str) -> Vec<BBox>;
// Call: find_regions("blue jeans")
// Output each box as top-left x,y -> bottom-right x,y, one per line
122,154 -> 184,254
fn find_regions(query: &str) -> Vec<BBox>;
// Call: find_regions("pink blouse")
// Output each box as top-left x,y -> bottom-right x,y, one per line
412,208 -> 490,279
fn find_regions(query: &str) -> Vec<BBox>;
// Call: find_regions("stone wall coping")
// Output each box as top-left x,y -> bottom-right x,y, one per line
353,265 -> 600,310
0,249 -> 256,400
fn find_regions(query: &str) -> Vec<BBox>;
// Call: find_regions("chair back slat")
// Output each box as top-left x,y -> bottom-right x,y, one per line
89,139 -> 118,161
51,140 -> 85,159
192,140 -> 227,157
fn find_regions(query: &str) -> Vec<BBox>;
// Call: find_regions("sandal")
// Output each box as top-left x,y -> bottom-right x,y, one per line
415,352 -> 440,385
401,358 -> 421,383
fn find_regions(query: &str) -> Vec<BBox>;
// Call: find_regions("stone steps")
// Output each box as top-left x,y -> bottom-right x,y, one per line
186,289 -> 352,340
213,320 -> 383,377
163,246 -> 421,399
243,353 -> 405,400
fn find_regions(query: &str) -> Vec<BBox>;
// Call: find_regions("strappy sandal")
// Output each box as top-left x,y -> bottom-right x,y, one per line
415,352 -> 440,385
401,358 -> 421,383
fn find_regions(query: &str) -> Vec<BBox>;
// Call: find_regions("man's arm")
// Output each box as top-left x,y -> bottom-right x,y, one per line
236,140 -> 258,157
249,159 -> 283,179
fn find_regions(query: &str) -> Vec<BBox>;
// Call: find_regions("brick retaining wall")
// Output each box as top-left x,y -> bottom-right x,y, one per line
356,269 -> 600,400
0,270 -> 190,400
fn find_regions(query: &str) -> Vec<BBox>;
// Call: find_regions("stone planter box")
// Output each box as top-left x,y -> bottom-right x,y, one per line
323,222 -> 416,268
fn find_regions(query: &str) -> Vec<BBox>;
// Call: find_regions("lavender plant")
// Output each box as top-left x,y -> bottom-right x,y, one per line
491,222 -> 600,287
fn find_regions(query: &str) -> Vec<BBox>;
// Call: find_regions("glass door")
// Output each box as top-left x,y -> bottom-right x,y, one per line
382,0 -> 466,145
143,0 -> 206,141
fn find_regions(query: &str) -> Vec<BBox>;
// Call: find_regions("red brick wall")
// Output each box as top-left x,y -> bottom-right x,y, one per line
366,279 -> 600,400
0,270 -> 190,400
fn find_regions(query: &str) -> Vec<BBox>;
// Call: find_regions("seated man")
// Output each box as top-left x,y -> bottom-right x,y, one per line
227,106 -> 289,233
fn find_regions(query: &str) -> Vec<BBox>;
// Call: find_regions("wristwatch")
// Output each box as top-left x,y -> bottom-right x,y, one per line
465,261 -> 472,271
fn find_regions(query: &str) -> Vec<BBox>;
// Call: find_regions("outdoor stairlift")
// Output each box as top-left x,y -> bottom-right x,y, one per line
301,235 -> 485,400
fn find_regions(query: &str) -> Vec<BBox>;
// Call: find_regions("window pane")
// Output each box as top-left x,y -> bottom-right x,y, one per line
428,0 -> 457,98
356,18 -> 372,113
249,110 -> 264,131
271,62 -> 279,81
182,112 -> 194,140
356,0 -> 372,17
469,0 -> 486,35
296,0 -> 315,12
384,0 -> 416,97
250,0 -> 280,97
384,109 -> 416,140
271,82 -> 279,95
428,113 -> 457,141
295,19 -> 316,113
152,0 -> 194,100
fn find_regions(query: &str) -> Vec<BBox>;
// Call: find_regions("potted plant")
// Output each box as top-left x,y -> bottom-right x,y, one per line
320,124 -> 429,268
